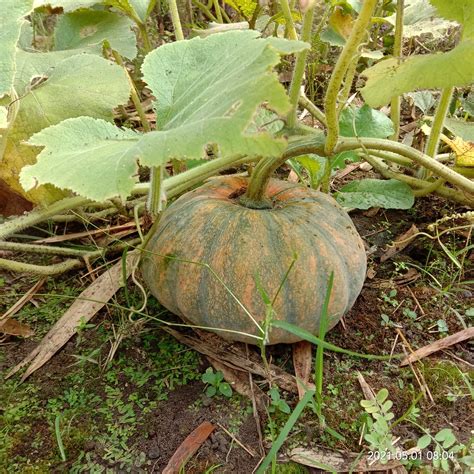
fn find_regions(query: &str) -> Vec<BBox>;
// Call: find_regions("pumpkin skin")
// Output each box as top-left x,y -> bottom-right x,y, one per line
142,176 -> 367,344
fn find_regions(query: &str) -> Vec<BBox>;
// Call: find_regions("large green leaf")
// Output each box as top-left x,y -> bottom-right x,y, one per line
23,118 -> 140,201
33,0 -> 100,10
444,118 -> 474,142
336,179 -> 415,209
339,104 -> 394,138
361,40 -> 474,107
21,31 -> 309,201
385,0 -> 456,39
429,0 -> 474,39
0,0 -> 34,97
2,54 -> 130,204
54,10 -> 137,58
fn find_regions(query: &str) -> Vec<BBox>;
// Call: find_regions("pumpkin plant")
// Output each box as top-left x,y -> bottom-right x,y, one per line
1,0 -> 473,344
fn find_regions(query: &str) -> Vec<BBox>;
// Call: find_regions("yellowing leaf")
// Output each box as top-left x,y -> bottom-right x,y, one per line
329,7 -> 354,39
441,135 -> 474,167
224,0 -> 257,18
1,53 -> 130,204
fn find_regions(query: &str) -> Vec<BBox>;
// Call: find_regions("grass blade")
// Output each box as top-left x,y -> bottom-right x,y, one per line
256,389 -> 315,473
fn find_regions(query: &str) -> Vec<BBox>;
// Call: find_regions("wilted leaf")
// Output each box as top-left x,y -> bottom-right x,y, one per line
385,0 -> 456,39
361,40 -> 474,107
339,104 -> 394,138
2,53 -> 130,204
21,31 -> 309,202
0,318 -> 34,337
440,134 -> 474,167
54,10 -> 137,58
329,7 -> 354,39
0,0 -> 34,97
336,179 -> 415,210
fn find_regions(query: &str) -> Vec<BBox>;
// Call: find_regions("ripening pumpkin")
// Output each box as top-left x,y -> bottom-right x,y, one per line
141,176 -> 367,344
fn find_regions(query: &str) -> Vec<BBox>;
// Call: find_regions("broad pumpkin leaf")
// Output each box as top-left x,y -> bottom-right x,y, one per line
385,0 -> 456,39
13,49 -> 82,95
361,40 -> 474,107
33,0 -> 100,10
23,118 -> 141,201
429,0 -> 474,39
54,10 -> 137,59
21,31 -> 309,201
336,179 -> 415,209
2,54 -> 130,204
444,117 -> 474,142
0,0 -> 34,97
339,104 -> 394,138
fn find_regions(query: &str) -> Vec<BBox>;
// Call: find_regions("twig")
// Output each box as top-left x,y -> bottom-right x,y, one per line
1,277 -> 46,321
217,423 -> 257,457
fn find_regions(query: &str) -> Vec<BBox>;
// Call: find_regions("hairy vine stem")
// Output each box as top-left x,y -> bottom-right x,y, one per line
242,134 -> 474,208
323,0 -> 377,157
390,0 -> 404,140
424,87 -> 454,159
298,95 -> 327,126
279,0 -> 298,40
169,0 -> 185,40
286,4 -> 316,128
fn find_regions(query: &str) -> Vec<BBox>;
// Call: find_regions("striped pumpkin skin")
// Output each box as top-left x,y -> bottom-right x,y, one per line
142,176 -> 367,344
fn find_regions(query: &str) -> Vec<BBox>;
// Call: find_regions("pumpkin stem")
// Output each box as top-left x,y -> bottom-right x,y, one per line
239,156 -> 277,209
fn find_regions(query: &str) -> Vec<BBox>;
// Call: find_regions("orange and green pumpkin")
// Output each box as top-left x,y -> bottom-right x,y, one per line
141,176 -> 367,344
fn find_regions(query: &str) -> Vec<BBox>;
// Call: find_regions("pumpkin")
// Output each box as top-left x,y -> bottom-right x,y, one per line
142,176 -> 367,344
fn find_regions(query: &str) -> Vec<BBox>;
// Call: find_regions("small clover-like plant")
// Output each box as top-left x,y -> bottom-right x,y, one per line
416,428 -> 472,472
267,387 -> 291,414
360,388 -> 397,464
201,368 -> 233,398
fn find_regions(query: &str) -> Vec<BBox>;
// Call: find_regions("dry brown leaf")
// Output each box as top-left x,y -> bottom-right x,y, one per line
1,278 -> 46,320
357,371 -> 375,401
292,341 -> 315,400
400,327 -> 474,367
380,224 -> 419,262
0,318 -> 34,337
162,421 -> 215,474
6,251 -> 139,381
163,327 -> 298,394
290,447 -> 404,472
0,178 -> 33,217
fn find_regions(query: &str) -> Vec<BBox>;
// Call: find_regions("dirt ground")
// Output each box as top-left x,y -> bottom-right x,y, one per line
0,192 -> 473,473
